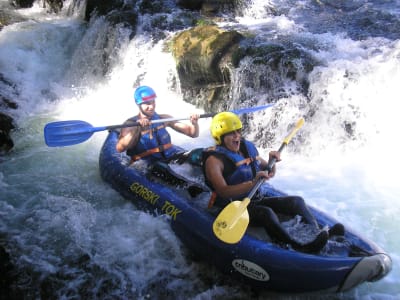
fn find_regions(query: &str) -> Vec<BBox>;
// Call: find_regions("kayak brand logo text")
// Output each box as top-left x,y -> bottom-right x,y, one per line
161,200 -> 181,220
130,182 -> 159,205
232,259 -> 270,282
129,182 -> 181,220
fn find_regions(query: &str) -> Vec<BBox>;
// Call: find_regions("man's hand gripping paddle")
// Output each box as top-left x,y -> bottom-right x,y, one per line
212,118 -> 305,244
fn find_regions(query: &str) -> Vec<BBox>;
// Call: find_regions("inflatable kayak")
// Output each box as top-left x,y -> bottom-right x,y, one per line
99,130 -> 391,293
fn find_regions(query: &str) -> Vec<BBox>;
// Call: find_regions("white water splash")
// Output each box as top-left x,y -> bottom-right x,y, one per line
1,0 -> 399,298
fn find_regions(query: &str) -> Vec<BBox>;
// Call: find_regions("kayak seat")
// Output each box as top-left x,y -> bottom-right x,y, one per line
170,148 -> 204,166
149,161 -> 208,198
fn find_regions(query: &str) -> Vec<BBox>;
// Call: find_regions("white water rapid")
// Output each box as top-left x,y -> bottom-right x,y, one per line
0,0 -> 399,299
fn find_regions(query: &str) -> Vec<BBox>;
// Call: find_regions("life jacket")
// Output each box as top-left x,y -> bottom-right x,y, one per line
127,113 -> 184,163
203,139 -> 262,207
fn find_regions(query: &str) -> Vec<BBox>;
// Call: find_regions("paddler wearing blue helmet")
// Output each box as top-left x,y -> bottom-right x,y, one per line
116,86 -> 200,163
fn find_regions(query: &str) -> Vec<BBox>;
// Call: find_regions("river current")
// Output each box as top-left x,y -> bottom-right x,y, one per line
0,0 -> 399,299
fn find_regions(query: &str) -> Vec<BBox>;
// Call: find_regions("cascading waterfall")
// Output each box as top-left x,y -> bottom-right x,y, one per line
1,0 -> 399,298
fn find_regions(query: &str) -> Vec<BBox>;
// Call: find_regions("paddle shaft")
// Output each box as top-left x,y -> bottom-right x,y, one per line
44,103 -> 274,147
105,104 -> 274,130
251,139 -> 288,205
245,142 -> 286,206
247,142 -> 287,204
265,118 -> 305,172
248,178 -> 265,199
106,112 -> 216,131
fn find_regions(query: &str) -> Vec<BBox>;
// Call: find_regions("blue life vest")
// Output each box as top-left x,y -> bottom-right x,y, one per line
126,113 -> 184,162
203,139 -> 262,202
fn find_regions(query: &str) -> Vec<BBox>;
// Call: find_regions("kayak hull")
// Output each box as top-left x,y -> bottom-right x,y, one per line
99,131 -> 391,293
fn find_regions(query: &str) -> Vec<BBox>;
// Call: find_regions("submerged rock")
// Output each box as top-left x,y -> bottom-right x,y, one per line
0,112 -> 15,154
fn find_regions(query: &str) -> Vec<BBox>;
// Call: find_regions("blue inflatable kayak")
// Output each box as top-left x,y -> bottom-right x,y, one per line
99,130 -> 391,293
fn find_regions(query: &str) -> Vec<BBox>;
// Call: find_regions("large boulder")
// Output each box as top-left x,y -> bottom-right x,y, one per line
171,25 -> 243,110
172,23 -> 317,113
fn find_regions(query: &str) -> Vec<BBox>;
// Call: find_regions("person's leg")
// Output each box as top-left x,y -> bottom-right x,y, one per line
257,196 -> 319,228
249,201 -> 328,253
258,196 -> 345,236
248,205 -> 293,244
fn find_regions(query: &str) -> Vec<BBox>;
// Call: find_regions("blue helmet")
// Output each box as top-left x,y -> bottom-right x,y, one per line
134,86 -> 157,105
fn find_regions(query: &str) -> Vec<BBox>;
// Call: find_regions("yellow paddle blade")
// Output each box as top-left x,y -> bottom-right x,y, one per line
213,198 -> 250,244
283,117 -> 305,145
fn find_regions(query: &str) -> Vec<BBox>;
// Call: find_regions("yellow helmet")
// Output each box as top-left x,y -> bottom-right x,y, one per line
211,112 -> 242,145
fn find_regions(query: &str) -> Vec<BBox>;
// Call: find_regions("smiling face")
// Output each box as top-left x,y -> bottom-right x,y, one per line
222,129 -> 242,152
138,100 -> 156,118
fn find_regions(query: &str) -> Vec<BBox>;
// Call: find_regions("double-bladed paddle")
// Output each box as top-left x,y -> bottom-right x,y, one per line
212,117 -> 305,244
44,104 -> 274,147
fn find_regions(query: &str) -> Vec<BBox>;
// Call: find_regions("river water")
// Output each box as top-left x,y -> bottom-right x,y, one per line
0,0 -> 399,299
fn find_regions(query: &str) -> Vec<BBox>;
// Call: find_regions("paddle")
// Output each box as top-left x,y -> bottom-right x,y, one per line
44,104 -> 274,147
212,117 -> 305,244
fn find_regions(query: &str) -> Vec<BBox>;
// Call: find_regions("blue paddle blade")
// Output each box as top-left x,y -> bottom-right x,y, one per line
44,120 -> 104,147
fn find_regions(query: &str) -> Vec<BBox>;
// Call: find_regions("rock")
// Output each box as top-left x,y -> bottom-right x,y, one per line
10,0 -> 63,12
177,0 -> 204,10
172,25 -> 243,86
0,112 -> 15,154
177,0 -> 236,16
0,243 -> 18,299
10,0 -> 35,8
0,3 -> 27,29
85,0 -> 128,20
171,25 -> 243,109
